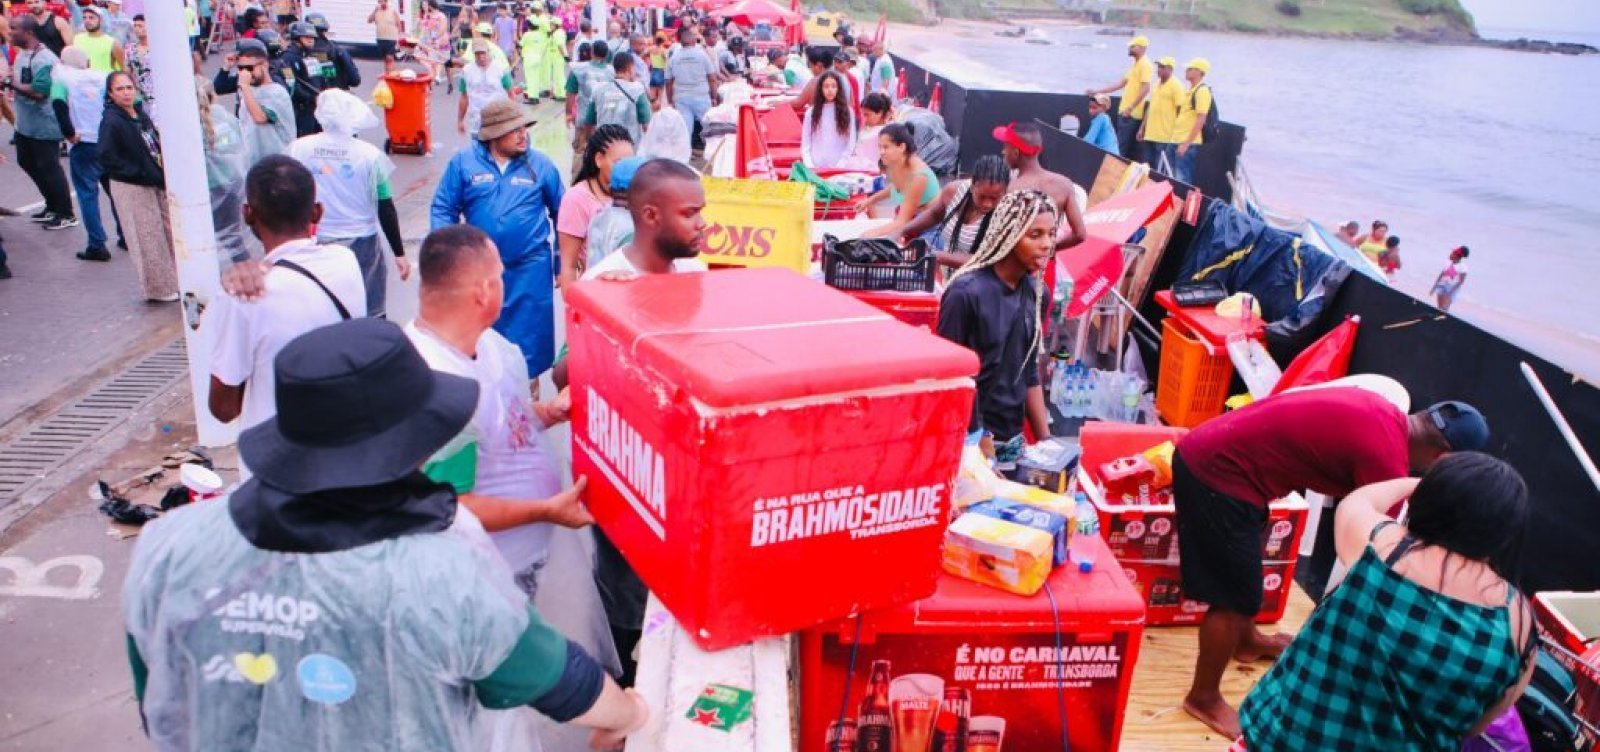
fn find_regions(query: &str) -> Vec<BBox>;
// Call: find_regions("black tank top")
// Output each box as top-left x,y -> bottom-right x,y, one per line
34,14 -> 66,56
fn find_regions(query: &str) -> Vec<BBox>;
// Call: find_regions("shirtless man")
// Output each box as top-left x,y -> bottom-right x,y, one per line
993,121 -> 1085,250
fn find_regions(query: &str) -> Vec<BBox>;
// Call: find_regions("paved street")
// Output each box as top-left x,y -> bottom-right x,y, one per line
0,54 -> 576,751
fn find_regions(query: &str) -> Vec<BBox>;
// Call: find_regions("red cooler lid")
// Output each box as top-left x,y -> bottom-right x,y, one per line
568,268 -> 978,408
840,535 -> 1146,632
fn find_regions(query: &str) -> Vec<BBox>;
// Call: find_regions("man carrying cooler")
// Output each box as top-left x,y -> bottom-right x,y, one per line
1086,35 -> 1153,162
125,317 -> 650,751
1172,386 -> 1491,738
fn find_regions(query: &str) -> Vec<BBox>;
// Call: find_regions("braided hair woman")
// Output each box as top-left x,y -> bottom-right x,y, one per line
893,154 -> 1011,268
557,124 -> 635,288
935,190 -> 1060,464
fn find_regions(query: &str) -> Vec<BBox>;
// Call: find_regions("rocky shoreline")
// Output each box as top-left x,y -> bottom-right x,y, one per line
1088,24 -> 1597,54
1088,24 -> 1587,54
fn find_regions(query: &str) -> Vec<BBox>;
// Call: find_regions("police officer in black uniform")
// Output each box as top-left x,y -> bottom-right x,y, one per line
279,21 -> 328,136
304,12 -> 361,91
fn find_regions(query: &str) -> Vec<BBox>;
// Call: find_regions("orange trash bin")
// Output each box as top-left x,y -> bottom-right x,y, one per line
380,70 -> 433,155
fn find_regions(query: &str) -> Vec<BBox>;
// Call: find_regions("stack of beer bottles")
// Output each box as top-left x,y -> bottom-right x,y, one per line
1077,421 -> 1309,625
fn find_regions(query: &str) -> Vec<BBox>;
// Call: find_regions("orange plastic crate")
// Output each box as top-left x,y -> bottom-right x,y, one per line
1156,318 -> 1234,428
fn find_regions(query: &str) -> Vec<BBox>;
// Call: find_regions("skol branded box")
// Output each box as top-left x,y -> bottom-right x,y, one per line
567,267 -> 978,650
1120,558 -> 1298,626
800,534 -> 1146,752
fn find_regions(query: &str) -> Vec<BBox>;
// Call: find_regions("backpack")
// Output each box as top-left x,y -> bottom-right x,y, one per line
1190,83 -> 1220,143
594,79 -> 644,141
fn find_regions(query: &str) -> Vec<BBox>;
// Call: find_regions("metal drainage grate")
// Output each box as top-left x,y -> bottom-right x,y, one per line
0,339 -> 189,509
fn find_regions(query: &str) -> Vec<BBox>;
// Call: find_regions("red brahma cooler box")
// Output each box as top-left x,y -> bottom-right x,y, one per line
566,267 -> 979,650
799,535 -> 1146,752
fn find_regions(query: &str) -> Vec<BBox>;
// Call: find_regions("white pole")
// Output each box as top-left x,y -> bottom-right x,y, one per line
591,0 -> 608,40
1520,362 -> 1600,494
147,0 -> 235,447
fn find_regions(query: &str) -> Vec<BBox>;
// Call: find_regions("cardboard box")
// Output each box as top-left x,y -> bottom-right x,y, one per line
1006,437 -> 1080,494
567,268 -> 978,650
800,535 -> 1146,752
1119,558 -> 1297,626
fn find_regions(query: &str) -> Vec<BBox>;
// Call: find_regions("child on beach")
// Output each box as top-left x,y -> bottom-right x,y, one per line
1379,235 -> 1401,282
1431,246 -> 1470,311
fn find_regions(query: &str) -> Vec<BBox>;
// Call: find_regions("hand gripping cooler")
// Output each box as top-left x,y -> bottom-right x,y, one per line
566,268 -> 979,650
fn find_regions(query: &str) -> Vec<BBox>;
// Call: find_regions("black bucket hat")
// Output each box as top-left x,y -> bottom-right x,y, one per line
239,318 -> 478,495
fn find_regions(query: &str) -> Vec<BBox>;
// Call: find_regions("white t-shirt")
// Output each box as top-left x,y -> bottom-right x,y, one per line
206,239 -> 364,475
286,133 -> 394,238
581,248 -> 708,279
405,324 -> 561,572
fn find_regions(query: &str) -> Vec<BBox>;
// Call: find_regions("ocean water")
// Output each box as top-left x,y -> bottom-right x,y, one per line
893,25 -> 1600,373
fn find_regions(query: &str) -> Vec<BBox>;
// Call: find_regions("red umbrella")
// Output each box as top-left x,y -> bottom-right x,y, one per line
735,104 -> 776,180
785,0 -> 805,47
1054,182 -> 1176,318
709,0 -> 802,26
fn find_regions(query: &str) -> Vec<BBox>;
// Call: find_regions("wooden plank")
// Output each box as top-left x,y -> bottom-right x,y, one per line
1118,584 -> 1317,751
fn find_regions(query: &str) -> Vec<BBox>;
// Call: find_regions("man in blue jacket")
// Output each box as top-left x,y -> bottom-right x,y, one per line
431,99 -> 566,377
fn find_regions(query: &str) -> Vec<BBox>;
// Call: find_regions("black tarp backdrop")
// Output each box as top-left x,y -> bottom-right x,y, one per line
890,55 -> 1244,202
1297,275 -> 1600,593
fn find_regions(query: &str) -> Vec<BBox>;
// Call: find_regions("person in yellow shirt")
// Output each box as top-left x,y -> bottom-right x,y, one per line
1358,221 -> 1389,267
1172,57 -> 1213,184
1138,56 -> 1184,174
1086,35 -> 1154,162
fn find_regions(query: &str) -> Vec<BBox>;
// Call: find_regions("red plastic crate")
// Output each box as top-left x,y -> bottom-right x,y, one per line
799,535 -> 1146,752
567,268 -> 978,650
1078,422 -> 1189,486
1120,558 -> 1297,626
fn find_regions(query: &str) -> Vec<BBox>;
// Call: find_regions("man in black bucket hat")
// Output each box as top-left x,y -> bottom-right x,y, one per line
123,318 -> 649,751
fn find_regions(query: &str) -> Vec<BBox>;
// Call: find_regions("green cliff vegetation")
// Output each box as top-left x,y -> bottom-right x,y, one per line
1100,0 -> 1478,39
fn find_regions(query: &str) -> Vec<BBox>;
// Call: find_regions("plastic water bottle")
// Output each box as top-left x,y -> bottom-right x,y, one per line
1122,378 -> 1143,423
1074,492 -> 1099,535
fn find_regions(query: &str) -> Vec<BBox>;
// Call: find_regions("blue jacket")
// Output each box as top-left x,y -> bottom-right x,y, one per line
1084,112 -> 1119,155
431,142 -> 566,374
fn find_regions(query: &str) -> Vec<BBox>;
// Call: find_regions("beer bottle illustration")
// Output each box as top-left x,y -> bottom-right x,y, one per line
856,660 -> 893,752
931,686 -> 971,752
826,718 -> 858,751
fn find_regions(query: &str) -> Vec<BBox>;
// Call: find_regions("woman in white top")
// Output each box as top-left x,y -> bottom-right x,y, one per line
800,71 -> 856,169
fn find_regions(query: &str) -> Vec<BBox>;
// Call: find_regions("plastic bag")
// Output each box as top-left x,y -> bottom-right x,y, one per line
638,106 -> 691,166
822,234 -> 908,264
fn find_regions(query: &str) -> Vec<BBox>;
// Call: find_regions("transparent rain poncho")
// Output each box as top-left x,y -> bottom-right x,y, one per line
123,500 -> 536,751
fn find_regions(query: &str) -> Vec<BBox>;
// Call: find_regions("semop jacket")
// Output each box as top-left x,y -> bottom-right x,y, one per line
123,478 -> 607,751
430,141 -> 566,375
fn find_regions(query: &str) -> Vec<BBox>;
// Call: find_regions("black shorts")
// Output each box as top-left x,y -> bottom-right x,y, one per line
1172,451 -> 1268,615
376,39 -> 398,58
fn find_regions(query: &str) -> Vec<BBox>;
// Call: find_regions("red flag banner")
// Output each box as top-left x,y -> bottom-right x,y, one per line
1270,316 -> 1360,395
736,104 -> 775,180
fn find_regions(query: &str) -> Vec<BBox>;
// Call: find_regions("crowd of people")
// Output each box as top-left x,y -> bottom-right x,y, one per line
1083,34 -> 1212,184
1332,218 -> 1471,309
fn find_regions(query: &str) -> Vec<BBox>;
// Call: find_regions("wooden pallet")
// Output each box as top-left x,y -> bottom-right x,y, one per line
1118,584 -> 1317,751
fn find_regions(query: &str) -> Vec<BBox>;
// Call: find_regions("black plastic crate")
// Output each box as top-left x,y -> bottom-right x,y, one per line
822,238 -> 937,293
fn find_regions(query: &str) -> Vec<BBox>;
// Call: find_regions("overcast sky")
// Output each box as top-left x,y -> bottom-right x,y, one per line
1461,0 -> 1600,32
